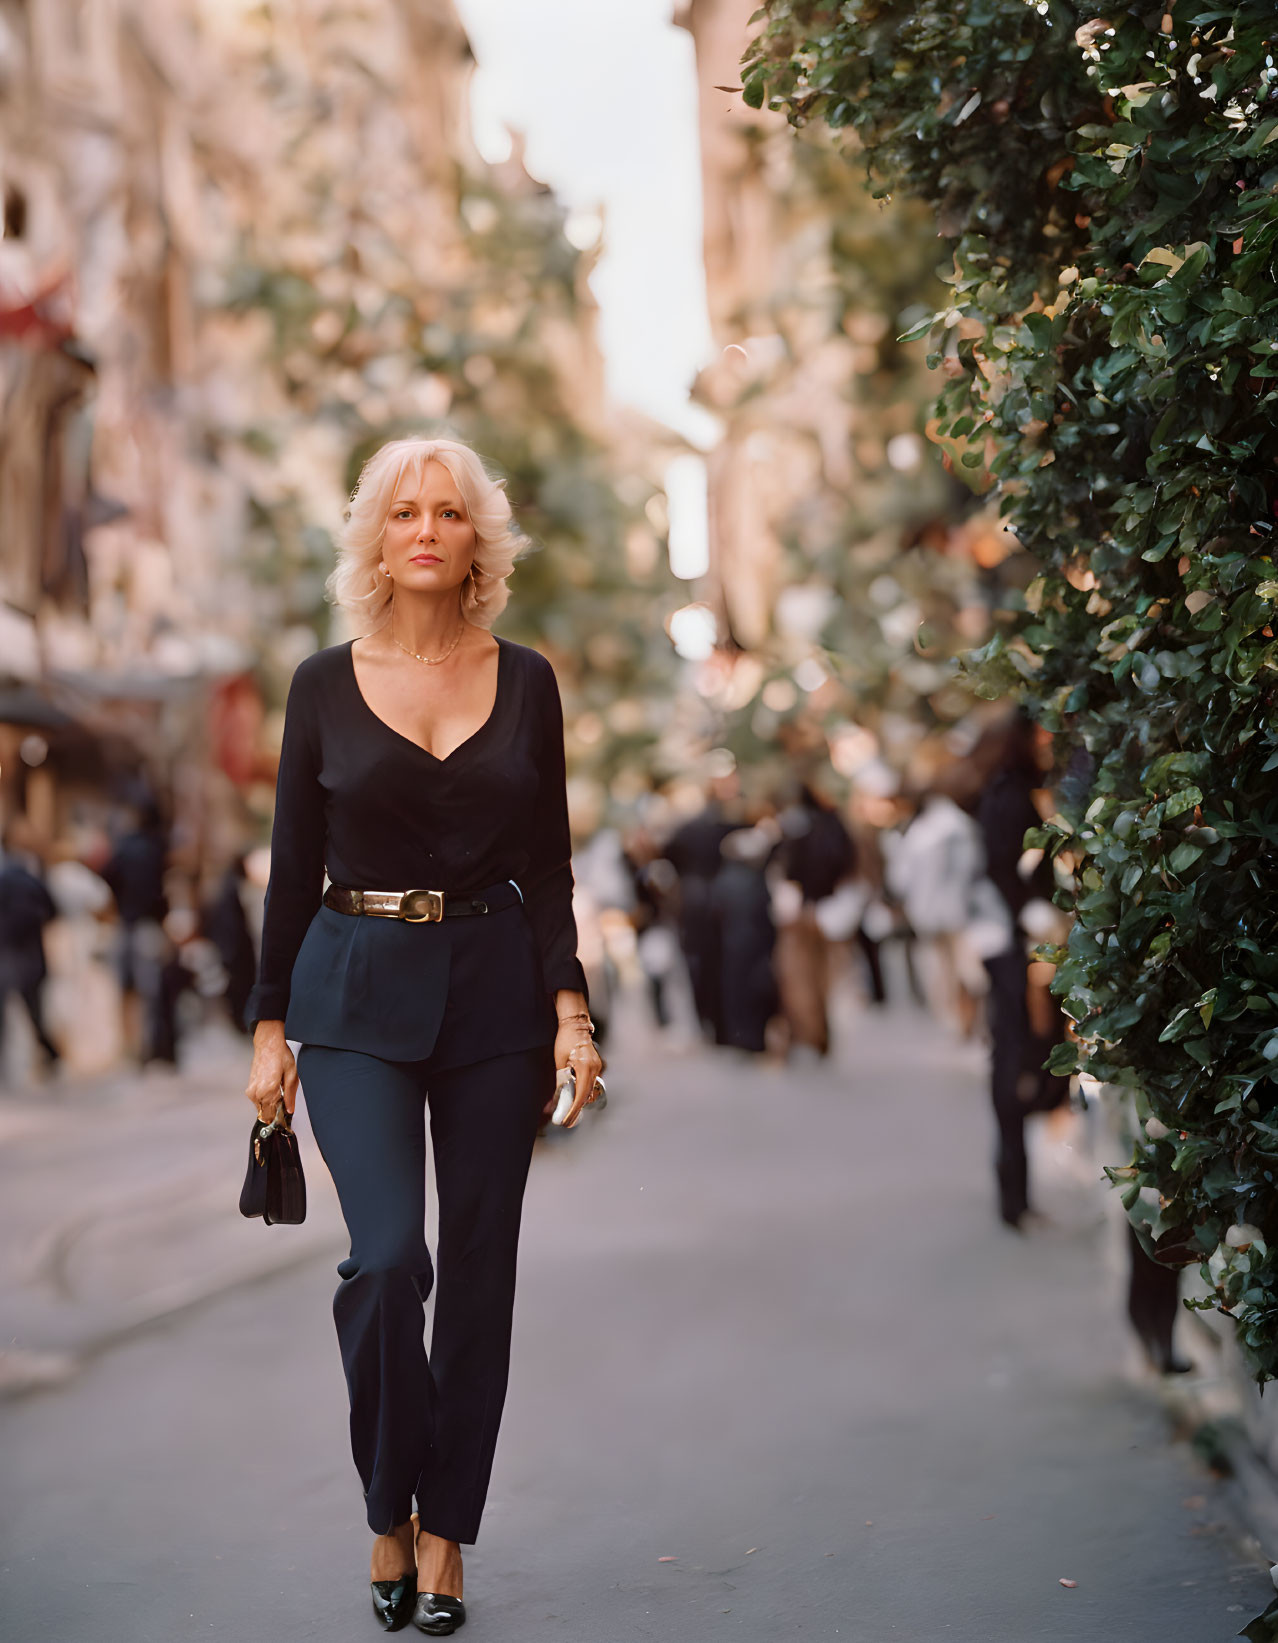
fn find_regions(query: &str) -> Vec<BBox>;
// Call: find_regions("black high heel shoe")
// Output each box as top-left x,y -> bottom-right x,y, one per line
370,1574 -> 416,1632
412,1592 -> 466,1635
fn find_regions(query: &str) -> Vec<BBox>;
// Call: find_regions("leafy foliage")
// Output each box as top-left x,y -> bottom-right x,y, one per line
745,0 -> 1278,1390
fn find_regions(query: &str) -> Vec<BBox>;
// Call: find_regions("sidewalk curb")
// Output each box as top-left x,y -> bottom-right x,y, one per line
1156,1326 -> 1278,1568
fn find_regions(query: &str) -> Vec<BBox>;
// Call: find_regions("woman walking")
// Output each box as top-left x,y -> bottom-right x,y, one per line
243,435 -> 604,1635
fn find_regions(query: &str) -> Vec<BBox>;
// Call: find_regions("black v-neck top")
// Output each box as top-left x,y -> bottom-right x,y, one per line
244,634 -> 587,1040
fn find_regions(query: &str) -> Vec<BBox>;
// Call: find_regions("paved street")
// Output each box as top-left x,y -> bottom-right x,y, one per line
0,1022 -> 343,1395
0,988 -> 1271,1643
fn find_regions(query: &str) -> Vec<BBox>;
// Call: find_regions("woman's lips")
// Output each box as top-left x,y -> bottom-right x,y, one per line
411,553 -> 443,564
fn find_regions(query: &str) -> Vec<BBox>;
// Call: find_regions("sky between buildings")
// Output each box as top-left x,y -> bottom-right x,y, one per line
453,0 -> 720,466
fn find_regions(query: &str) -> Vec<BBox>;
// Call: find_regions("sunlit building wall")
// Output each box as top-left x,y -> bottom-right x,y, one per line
673,0 -> 1011,795
0,0 -> 671,846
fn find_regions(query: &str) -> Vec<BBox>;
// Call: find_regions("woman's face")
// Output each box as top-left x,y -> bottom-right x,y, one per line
381,460 -> 477,596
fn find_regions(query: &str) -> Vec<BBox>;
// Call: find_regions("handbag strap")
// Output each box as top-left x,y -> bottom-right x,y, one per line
255,1098 -> 293,1135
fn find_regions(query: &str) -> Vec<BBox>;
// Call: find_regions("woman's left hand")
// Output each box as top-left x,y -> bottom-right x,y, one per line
553,1018 -> 606,1129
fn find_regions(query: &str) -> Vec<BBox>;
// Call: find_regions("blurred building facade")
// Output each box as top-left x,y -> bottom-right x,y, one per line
0,0 -> 679,861
673,0 -> 1021,798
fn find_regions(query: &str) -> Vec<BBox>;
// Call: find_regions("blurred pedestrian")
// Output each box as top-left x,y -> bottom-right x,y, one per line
846,796 -> 918,1007
102,799 -> 175,1065
1125,1223 -> 1193,1374
623,828 -> 681,1031
570,827 -> 632,1051
972,709 -> 1070,1229
44,834 -> 118,1073
712,818 -> 780,1054
201,853 -> 258,1035
847,801 -> 893,1005
884,773 -> 998,1037
241,436 -> 603,1634
0,816 -> 61,1080
154,899 -> 199,1065
773,781 -> 855,1057
663,774 -> 743,1042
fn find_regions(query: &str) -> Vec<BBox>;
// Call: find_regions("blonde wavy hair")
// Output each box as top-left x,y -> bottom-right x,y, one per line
327,435 -> 522,631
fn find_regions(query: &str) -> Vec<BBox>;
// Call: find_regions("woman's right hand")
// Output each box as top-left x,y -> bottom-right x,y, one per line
245,1020 -> 298,1118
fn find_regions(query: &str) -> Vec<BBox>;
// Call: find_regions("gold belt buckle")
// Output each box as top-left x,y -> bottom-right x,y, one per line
400,888 -> 445,923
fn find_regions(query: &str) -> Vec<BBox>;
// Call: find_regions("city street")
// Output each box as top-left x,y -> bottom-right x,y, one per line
6,5 -> 1277,1642
1,988 -> 1271,1643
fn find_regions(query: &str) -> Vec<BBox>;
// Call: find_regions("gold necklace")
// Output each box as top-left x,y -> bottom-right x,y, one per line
390,610 -> 467,667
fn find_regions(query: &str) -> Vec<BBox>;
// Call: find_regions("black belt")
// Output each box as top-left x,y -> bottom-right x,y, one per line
323,879 -> 523,923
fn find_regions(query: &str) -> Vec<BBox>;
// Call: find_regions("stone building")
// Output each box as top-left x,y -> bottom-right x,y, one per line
0,0 -> 671,857
673,0 -> 1012,794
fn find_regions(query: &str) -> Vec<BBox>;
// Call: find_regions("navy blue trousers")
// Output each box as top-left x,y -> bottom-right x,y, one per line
297,1041 -> 554,1544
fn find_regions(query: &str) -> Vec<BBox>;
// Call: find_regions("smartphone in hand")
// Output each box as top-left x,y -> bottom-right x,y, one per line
551,1064 -> 577,1126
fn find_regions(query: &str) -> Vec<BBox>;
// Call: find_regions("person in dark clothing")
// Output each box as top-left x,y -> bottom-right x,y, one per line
1126,1224 -> 1193,1374
201,855 -> 257,1035
779,783 -> 856,905
973,710 -> 1069,1228
844,809 -> 896,1007
241,437 -> 603,1633
855,919 -> 888,1006
710,822 -> 779,1053
102,802 -> 176,1064
663,778 -> 742,1042
0,820 -> 61,1077
102,802 -> 169,927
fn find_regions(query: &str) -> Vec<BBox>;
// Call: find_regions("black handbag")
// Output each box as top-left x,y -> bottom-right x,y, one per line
239,1100 -> 307,1225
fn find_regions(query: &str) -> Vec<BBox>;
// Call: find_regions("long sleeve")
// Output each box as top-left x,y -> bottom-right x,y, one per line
243,664 -> 327,1030
520,657 -> 588,1001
